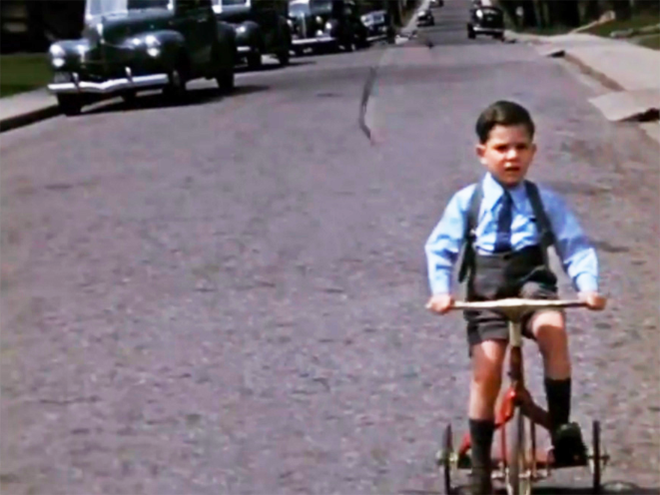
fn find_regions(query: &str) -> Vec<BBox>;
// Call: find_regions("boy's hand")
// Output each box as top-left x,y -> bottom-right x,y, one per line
579,291 -> 607,311
426,294 -> 454,315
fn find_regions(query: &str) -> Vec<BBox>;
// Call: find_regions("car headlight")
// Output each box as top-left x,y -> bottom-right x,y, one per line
236,25 -> 247,34
145,35 -> 161,57
49,44 -> 65,57
316,16 -> 323,24
49,44 -> 66,67
325,21 -> 332,31
476,9 -> 484,19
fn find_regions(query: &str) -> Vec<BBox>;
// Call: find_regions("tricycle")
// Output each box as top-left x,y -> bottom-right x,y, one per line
435,298 -> 610,495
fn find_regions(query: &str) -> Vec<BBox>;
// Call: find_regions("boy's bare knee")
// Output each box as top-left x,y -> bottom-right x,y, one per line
471,340 -> 507,394
531,310 -> 566,343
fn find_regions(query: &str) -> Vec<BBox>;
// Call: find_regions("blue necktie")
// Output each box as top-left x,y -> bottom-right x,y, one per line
493,190 -> 513,253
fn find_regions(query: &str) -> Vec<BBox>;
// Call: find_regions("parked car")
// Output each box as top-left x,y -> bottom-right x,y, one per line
467,4 -> 505,39
47,0 -> 236,116
416,8 -> 435,27
212,0 -> 291,69
288,0 -> 368,55
360,9 -> 395,44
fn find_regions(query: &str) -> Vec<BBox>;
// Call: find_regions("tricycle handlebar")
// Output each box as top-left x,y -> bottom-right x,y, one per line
449,298 -> 587,311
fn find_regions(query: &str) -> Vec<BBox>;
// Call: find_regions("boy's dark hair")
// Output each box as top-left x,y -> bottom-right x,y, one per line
475,100 -> 535,144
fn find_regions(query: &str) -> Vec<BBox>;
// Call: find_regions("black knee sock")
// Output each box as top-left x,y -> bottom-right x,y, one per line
544,377 -> 571,433
469,418 -> 495,470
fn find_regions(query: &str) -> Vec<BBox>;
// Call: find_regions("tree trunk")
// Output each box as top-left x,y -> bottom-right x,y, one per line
522,0 -> 538,27
498,0 -> 521,28
545,0 -> 557,25
536,0 -> 550,28
554,0 -> 581,26
584,0 -> 602,22
610,0 -> 632,20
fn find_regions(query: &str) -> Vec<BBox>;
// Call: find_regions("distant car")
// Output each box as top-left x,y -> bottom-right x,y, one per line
416,8 -> 435,27
430,0 -> 444,7
212,0 -> 292,69
467,5 -> 505,39
360,10 -> 395,44
46,0 -> 236,116
288,0 -> 368,55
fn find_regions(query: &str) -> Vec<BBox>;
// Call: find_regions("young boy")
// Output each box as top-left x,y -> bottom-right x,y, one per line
424,100 -> 606,495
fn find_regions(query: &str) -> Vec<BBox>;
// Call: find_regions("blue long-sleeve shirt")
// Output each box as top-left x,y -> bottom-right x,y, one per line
425,173 -> 599,295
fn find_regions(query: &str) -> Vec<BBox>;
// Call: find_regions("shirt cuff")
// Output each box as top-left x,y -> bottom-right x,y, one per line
575,273 -> 598,293
430,273 -> 452,295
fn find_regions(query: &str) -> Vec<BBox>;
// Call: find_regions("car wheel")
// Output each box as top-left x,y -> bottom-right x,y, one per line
57,94 -> 82,116
163,66 -> 187,101
247,52 -> 262,69
467,24 -> 476,39
216,67 -> 234,94
277,44 -> 290,66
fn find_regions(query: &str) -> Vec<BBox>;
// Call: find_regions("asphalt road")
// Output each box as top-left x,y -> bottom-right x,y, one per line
1,1 -> 659,494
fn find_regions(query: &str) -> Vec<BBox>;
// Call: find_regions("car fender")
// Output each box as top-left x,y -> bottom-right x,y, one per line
128,30 -> 187,69
234,20 -> 262,49
215,20 -> 237,67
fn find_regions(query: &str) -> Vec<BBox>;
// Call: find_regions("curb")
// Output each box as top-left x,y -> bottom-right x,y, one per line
0,99 -> 60,133
0,88 -> 61,132
562,52 -> 624,92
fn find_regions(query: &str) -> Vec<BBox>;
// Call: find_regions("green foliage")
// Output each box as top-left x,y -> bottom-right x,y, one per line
0,54 -> 51,98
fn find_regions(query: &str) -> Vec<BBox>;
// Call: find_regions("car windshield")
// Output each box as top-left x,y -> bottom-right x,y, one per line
311,0 -> 334,13
85,0 -> 170,19
289,0 -> 332,16
221,0 -> 247,5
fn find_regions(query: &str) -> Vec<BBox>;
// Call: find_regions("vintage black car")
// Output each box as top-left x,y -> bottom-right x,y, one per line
47,0 -> 237,115
467,4 -> 505,39
212,0 -> 291,69
416,8 -> 435,27
288,0 -> 368,55
360,10 -> 395,44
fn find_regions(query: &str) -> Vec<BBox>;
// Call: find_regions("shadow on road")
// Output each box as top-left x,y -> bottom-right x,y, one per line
81,84 -> 270,116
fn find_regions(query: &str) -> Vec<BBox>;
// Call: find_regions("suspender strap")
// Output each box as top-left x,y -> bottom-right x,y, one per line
458,180 -> 484,283
457,179 -> 554,283
523,180 -> 554,267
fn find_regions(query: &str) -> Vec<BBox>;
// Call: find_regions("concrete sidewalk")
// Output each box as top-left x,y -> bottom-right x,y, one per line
509,31 -> 660,126
0,88 -> 59,132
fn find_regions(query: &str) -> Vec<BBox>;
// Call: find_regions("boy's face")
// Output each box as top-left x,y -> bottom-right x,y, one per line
476,124 -> 536,187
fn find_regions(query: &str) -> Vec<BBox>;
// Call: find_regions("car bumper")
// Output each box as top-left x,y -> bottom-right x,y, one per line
48,72 -> 169,95
292,36 -> 336,47
473,26 -> 504,34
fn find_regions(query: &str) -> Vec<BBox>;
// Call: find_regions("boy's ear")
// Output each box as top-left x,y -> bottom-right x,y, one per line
476,143 -> 486,159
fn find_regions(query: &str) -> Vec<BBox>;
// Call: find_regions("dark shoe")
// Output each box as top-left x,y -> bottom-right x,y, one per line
469,467 -> 493,495
551,422 -> 588,467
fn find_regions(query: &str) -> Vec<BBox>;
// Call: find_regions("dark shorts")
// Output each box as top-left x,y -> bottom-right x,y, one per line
465,280 -> 559,350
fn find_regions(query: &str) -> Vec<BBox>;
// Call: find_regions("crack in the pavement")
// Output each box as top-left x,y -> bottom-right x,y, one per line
359,65 -> 378,144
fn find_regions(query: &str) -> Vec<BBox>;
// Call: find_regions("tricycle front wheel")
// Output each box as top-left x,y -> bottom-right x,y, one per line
507,408 -> 531,495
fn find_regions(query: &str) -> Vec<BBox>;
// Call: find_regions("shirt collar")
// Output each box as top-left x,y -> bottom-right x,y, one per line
481,172 -> 526,212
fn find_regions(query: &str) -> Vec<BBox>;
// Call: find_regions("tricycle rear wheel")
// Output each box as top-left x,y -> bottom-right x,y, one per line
591,420 -> 602,494
442,424 -> 454,494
